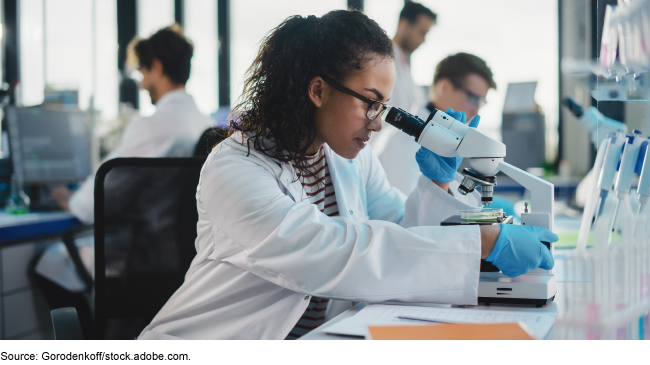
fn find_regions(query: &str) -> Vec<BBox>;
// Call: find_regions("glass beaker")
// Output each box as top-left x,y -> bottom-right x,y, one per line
6,174 -> 30,214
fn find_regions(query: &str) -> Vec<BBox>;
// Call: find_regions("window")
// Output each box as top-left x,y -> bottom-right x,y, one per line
19,0 -> 119,120
229,0 -> 347,106
135,0 -> 219,116
137,0 -> 174,117
94,0 -> 119,121
19,0 -> 44,106
184,0 -> 218,116
137,0 -> 174,37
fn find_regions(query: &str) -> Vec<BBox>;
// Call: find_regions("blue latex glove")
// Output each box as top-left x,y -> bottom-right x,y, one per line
415,109 -> 480,183
486,225 -> 557,277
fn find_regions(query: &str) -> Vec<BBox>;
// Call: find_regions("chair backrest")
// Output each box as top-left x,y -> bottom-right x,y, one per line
94,157 -> 205,339
193,127 -> 227,157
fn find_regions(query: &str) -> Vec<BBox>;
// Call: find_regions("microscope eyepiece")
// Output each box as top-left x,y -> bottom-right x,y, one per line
382,106 -> 430,140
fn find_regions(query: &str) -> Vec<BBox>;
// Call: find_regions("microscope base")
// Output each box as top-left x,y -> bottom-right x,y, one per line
477,272 -> 556,307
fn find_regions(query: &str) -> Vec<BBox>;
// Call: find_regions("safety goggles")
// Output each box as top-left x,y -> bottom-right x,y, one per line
451,80 -> 487,107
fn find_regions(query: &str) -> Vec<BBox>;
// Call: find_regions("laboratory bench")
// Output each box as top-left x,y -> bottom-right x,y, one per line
0,209 -> 85,340
299,300 -> 562,340
0,210 -> 80,246
300,270 -> 572,341
300,222 -> 584,341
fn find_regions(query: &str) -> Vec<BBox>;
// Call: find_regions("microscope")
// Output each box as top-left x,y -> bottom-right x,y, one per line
381,106 -> 556,306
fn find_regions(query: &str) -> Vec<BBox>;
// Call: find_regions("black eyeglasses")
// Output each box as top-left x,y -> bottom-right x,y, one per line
450,80 -> 487,107
321,76 -> 388,120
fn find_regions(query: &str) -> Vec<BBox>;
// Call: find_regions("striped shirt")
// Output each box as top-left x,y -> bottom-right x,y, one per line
285,149 -> 338,340
295,149 -> 339,217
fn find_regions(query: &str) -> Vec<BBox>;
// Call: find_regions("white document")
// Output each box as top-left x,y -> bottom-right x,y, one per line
323,304 -> 556,340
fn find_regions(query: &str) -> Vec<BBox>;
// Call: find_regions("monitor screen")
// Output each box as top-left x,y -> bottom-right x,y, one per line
7,107 -> 92,183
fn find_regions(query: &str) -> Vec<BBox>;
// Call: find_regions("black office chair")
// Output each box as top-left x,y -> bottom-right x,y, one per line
90,157 -> 206,339
56,128 -> 216,292
51,157 -> 205,340
193,127 -> 227,157
51,133 -> 211,339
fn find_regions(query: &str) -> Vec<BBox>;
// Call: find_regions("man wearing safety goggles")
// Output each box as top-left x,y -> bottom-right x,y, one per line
426,52 -> 495,123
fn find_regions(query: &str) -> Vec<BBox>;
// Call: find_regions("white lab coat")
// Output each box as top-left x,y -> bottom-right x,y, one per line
369,43 -> 428,196
138,131 -> 483,340
35,89 -> 212,291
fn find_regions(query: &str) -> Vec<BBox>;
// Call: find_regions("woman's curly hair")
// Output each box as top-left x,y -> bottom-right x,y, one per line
228,9 -> 394,174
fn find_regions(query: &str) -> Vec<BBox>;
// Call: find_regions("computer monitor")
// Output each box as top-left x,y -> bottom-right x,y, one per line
7,106 -> 92,184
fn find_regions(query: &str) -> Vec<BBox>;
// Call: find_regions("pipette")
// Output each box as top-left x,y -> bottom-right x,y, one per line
592,133 -> 626,248
610,130 -> 645,234
628,139 -> 649,317
594,133 -> 626,219
577,137 -> 609,251
635,140 -> 650,312
635,139 -> 650,233
606,131 -> 646,315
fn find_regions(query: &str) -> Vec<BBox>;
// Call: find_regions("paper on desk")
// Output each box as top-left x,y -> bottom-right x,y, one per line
323,304 -> 556,340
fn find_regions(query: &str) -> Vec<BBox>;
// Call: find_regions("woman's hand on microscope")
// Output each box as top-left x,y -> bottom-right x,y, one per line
484,225 -> 557,277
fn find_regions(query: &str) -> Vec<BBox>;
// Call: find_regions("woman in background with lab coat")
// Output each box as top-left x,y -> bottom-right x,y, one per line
139,10 -> 556,340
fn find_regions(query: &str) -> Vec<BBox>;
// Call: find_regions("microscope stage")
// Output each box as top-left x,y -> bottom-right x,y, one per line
441,215 -> 513,226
